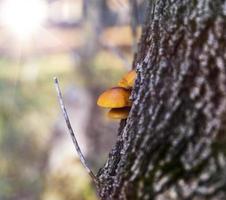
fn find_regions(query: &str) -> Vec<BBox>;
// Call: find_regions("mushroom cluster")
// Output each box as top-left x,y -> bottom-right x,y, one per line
97,70 -> 136,119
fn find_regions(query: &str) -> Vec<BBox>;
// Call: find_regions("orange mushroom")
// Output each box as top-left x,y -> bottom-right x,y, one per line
97,87 -> 132,108
107,107 -> 130,119
118,70 -> 136,89
97,70 -> 136,120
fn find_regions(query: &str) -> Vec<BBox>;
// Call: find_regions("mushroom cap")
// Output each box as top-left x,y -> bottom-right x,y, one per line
118,70 -> 136,89
108,107 -> 130,119
97,87 -> 132,108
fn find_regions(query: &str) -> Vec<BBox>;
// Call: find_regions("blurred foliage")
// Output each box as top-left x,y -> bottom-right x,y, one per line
42,160 -> 97,200
0,54 -> 99,199
91,50 -> 128,87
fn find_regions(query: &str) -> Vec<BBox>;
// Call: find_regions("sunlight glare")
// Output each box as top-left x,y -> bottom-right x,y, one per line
0,0 -> 47,39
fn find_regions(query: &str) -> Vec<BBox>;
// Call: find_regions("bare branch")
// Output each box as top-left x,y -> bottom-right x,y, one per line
54,77 -> 98,185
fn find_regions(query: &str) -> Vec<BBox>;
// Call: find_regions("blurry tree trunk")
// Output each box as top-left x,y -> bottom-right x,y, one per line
78,0 -> 118,170
97,0 -> 226,199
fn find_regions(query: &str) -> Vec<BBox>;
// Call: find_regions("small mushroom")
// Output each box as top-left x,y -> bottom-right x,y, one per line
108,107 -> 130,119
118,70 -> 136,89
97,87 -> 132,108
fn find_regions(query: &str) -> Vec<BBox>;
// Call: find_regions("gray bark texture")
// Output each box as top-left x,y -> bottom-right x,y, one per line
97,0 -> 226,199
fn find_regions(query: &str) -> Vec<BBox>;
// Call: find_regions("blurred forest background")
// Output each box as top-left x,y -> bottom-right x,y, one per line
0,0 -> 146,199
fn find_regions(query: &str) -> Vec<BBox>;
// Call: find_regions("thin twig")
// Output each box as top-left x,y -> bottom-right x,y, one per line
54,77 -> 98,185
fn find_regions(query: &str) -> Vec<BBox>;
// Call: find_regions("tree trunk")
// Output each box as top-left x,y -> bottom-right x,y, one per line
97,0 -> 226,199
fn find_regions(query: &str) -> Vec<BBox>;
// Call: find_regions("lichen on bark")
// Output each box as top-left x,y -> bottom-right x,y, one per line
97,0 -> 226,199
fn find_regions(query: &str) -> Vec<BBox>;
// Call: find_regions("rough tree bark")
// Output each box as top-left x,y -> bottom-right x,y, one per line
97,0 -> 226,199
